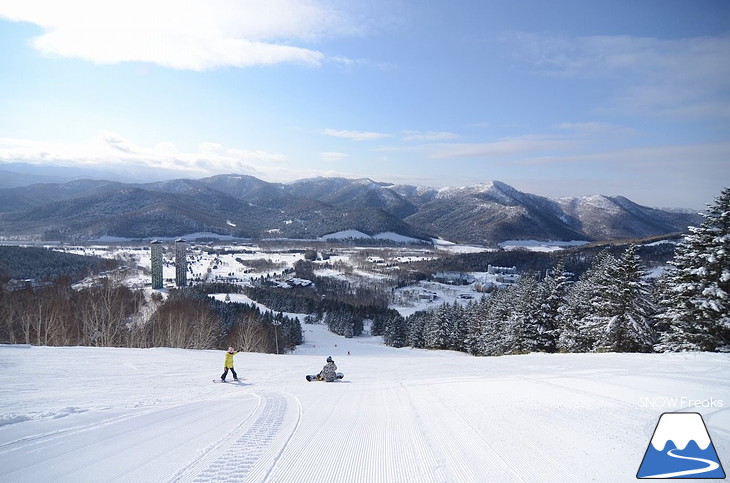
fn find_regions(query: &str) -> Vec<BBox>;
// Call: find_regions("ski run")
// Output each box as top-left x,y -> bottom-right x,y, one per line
1,322 -> 728,482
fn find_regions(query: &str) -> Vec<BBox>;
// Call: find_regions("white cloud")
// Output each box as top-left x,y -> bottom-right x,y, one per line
322,128 -> 390,141
0,0 -> 359,70
0,131 -> 285,176
401,131 -> 459,142
504,32 -> 730,119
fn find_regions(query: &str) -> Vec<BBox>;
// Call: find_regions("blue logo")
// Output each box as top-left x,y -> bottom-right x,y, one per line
637,412 -> 726,479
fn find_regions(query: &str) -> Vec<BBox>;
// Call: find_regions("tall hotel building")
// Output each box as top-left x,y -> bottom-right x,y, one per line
175,238 -> 187,287
150,240 -> 163,289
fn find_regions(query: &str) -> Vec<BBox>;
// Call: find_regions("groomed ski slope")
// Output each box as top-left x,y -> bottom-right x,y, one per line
1,323 -> 728,483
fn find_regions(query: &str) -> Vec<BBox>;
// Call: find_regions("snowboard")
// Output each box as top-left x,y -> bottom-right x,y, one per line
213,378 -> 245,384
306,372 -> 344,382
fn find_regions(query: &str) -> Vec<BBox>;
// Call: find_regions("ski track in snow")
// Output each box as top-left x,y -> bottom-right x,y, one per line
174,391 -> 301,483
266,377 -> 628,483
267,383 -> 452,483
0,397 -> 261,482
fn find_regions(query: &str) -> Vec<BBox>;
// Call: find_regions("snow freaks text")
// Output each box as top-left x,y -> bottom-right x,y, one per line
639,396 -> 724,409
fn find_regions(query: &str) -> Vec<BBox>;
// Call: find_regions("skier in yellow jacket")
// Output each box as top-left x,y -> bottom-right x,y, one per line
221,347 -> 239,382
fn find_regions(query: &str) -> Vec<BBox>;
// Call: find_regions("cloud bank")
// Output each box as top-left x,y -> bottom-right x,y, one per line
0,131 -> 285,177
0,0 -> 358,70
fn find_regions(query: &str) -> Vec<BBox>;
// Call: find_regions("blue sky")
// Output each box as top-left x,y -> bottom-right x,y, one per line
0,0 -> 728,209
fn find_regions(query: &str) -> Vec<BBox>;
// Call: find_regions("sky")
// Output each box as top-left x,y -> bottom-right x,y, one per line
0,0 -> 728,209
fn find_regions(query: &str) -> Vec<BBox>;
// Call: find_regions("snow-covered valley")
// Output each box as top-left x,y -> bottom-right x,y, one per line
1,322 -> 728,482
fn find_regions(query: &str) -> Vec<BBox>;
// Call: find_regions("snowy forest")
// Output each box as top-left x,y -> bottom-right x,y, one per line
0,279 -> 303,353
0,188 -> 728,355
379,188 -> 730,354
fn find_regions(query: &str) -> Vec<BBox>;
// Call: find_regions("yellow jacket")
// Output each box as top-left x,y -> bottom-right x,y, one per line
224,351 -> 238,368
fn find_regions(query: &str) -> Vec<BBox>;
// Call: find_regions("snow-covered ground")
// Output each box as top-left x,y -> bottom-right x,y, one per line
61,242 -> 506,311
1,322 -> 728,483
497,239 -> 589,252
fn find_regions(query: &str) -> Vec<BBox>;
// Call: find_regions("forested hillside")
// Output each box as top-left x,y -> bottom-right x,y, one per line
382,189 -> 730,354
0,175 -> 700,244
0,245 -> 118,282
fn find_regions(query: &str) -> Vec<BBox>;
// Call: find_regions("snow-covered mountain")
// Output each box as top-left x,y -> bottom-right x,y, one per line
0,173 -> 700,243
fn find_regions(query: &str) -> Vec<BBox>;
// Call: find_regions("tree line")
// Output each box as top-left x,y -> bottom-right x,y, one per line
244,266 -> 392,339
0,245 -> 119,283
0,279 -> 302,352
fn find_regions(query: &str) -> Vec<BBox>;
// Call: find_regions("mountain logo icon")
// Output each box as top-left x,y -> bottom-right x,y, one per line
637,412 -> 726,479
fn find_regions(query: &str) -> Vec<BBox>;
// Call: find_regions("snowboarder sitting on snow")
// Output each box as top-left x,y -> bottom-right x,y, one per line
221,347 -> 239,382
318,356 -> 338,382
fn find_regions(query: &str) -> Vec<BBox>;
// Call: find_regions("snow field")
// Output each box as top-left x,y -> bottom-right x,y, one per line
175,392 -> 301,482
1,324 -> 728,482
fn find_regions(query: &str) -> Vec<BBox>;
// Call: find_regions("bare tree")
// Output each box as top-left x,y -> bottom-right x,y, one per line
15,289 -> 34,345
77,277 -> 137,347
124,293 -> 162,348
188,303 -> 217,349
226,313 -> 273,353
149,297 -> 217,349
0,290 -> 18,344
31,281 -> 73,346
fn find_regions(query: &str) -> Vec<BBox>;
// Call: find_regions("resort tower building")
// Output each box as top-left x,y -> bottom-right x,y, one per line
175,238 -> 187,287
150,240 -> 163,289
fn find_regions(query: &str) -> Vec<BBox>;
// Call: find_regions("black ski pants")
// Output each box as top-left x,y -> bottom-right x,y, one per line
221,367 -> 237,380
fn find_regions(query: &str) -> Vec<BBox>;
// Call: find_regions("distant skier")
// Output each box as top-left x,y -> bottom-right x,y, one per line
221,347 -> 239,382
319,356 -> 338,382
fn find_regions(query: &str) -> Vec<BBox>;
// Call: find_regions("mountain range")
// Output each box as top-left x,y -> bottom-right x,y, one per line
0,173 -> 701,244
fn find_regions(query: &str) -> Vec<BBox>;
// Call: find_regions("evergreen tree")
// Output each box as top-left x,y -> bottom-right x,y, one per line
374,309 -> 402,340
503,274 -> 542,354
557,250 -> 617,352
479,290 -> 510,356
280,314 -> 303,349
424,304 -> 451,349
594,245 -> 655,352
447,302 -> 467,352
535,259 -> 571,352
383,312 -> 408,348
462,299 -> 485,355
420,302 -> 468,351
406,311 -> 429,348
370,313 -> 385,336
656,188 -> 730,352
